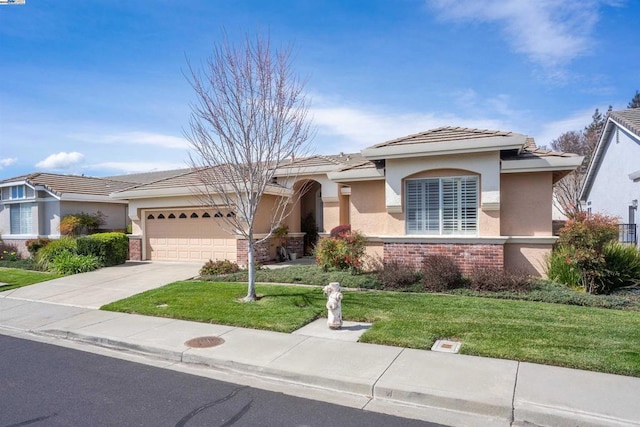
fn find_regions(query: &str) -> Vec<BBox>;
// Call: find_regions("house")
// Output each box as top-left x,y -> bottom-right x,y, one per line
580,109 -> 640,245
0,169 -> 190,257
114,126 -> 582,276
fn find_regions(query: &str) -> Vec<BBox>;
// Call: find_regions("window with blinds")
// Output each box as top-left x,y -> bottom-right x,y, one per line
10,204 -> 33,234
406,176 -> 478,235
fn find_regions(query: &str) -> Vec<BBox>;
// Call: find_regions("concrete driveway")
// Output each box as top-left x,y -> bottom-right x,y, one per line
0,262 -> 200,309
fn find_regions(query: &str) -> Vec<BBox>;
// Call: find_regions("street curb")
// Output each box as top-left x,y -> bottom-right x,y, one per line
35,328 -> 511,425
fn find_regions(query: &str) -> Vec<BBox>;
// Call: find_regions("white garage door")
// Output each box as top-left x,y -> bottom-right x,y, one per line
145,209 -> 237,262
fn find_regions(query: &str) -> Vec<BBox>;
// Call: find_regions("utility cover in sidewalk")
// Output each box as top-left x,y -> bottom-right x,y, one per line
431,339 -> 461,353
184,336 -> 224,348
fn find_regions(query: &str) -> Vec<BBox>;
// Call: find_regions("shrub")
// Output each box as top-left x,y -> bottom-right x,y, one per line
372,256 -> 421,290
199,259 -> 240,276
600,242 -> 640,292
36,238 -> 78,271
469,267 -> 533,292
546,246 -> 582,290
59,211 -> 106,236
421,255 -> 465,292
50,252 -> 102,275
25,238 -> 52,257
557,212 -> 619,252
315,231 -> 367,273
330,224 -> 351,238
555,212 -> 622,294
77,232 -> 128,266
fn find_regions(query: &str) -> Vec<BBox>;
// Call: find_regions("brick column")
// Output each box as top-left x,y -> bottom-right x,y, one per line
128,236 -> 142,261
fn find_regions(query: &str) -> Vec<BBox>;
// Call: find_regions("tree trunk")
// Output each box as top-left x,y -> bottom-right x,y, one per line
244,239 -> 257,302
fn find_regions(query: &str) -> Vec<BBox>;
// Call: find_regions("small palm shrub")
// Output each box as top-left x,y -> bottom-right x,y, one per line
600,242 -> 640,292
36,238 -> 78,271
51,252 -> 102,275
421,255 -> 465,291
546,246 -> 582,290
199,259 -> 240,276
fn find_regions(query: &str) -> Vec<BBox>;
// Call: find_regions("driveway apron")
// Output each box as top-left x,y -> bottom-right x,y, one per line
0,261 -> 200,309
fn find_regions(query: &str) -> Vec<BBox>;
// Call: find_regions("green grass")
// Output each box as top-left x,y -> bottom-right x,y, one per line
102,281 -> 640,377
0,267 -> 61,291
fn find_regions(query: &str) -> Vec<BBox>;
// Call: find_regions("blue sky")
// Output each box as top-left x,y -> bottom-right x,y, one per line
1,0 -> 638,178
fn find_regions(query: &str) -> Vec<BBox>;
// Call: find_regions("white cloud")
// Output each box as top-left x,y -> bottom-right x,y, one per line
535,108 -> 596,147
91,161 -> 188,174
426,0 -> 614,71
310,101 -> 510,153
72,131 -> 190,149
0,157 -> 17,169
36,152 -> 85,170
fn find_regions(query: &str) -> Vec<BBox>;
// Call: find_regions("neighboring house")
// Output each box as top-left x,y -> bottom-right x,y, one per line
0,173 -> 137,256
581,109 -> 640,245
114,126 -> 582,276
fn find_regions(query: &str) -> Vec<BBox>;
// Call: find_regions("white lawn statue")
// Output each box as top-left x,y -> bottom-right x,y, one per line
323,282 -> 343,329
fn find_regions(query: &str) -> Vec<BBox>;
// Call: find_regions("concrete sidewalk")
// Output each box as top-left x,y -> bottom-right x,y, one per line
1,297 -> 639,426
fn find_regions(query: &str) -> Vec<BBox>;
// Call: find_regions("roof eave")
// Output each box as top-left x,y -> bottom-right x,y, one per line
60,193 -> 128,203
327,168 -> 385,183
501,156 -> 584,179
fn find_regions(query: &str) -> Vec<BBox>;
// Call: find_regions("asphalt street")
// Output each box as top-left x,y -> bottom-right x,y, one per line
0,334 -> 442,427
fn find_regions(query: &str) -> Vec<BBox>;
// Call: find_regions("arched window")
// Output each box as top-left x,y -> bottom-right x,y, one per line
202,212 -> 211,218
214,212 -> 223,218
190,213 -> 199,218
157,214 -> 165,219
226,212 -> 236,217
168,213 -> 176,219
179,213 -> 187,218
147,214 -> 155,220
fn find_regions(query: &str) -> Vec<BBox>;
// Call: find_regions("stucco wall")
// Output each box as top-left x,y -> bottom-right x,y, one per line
61,201 -> 128,232
585,127 -> 640,222
500,172 -> 553,236
504,242 -> 551,276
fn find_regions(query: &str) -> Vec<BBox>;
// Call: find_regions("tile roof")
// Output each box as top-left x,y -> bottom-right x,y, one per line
0,173 -> 135,196
370,126 -> 516,148
278,153 -> 367,169
105,168 -> 192,185
609,108 -> 640,138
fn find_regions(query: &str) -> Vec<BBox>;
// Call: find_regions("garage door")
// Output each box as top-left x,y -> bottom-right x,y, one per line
145,209 -> 237,262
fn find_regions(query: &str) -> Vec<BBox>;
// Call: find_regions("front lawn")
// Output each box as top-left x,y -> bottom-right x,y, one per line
0,268 -> 61,291
102,281 -> 640,377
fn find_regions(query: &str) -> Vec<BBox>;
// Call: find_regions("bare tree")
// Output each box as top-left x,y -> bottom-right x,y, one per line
551,108 -> 609,217
185,32 -> 313,301
552,131 -> 585,216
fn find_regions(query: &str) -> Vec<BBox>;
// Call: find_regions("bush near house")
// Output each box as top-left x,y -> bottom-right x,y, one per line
50,251 -> 102,275
421,254 -> 466,291
548,212 -> 639,294
59,211 -> 106,236
25,238 -> 52,258
36,238 -> 78,271
315,229 -> 367,273
77,232 -> 128,267
199,259 -> 240,276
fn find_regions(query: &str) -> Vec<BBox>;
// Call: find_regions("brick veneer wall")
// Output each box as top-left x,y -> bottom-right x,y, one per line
383,242 -> 504,274
236,238 -> 271,266
236,236 -> 305,266
128,236 -> 142,261
284,236 -> 304,260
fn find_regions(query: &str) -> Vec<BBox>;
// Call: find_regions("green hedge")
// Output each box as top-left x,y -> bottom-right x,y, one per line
77,232 -> 128,266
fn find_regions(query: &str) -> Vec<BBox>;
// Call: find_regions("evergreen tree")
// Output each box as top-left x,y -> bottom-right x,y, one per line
629,90 -> 640,109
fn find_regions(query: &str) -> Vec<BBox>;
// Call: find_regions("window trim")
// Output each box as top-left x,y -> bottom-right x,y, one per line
405,175 -> 479,236
9,203 -> 33,235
